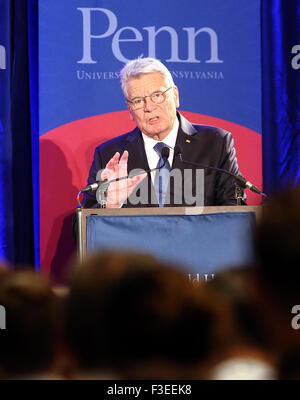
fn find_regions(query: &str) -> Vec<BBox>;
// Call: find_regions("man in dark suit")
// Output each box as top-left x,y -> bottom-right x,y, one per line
83,57 -> 245,209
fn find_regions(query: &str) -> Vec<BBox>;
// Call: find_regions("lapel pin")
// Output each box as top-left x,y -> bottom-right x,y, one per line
186,139 -> 191,143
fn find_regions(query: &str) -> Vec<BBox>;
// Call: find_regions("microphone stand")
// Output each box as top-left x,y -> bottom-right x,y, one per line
235,184 -> 244,206
98,181 -> 110,209
175,151 -> 267,204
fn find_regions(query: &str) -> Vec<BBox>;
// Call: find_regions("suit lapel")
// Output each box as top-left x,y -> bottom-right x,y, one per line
124,127 -> 158,207
167,113 -> 200,207
172,113 -> 197,172
125,127 -> 150,173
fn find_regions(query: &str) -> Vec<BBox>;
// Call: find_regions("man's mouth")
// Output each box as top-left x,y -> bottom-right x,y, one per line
148,116 -> 159,123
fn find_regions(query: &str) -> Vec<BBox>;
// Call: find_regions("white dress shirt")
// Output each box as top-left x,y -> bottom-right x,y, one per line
141,117 -> 179,184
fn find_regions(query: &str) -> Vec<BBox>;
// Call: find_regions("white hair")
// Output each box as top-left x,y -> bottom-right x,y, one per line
120,57 -> 175,98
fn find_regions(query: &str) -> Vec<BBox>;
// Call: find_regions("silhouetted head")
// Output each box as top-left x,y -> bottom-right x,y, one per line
0,269 -> 56,376
66,251 -> 228,377
253,186 -> 300,306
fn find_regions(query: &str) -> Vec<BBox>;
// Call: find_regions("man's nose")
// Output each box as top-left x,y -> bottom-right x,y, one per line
143,96 -> 156,111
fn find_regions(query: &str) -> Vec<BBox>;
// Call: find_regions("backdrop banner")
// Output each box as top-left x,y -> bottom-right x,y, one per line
38,0 -> 262,280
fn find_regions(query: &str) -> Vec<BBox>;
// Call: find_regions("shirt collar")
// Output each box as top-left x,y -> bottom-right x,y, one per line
141,117 -> 179,151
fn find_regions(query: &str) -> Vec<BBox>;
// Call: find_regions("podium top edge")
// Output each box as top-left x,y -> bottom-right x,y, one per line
81,205 -> 261,217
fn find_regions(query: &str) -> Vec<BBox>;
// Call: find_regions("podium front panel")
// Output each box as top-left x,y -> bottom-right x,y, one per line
85,211 -> 256,275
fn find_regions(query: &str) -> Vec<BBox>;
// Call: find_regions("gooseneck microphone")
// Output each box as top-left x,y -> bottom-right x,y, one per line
81,182 -> 101,193
174,144 -> 267,198
80,147 -> 170,193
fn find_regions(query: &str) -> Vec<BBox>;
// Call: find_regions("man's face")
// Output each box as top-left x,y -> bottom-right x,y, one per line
126,72 -> 179,141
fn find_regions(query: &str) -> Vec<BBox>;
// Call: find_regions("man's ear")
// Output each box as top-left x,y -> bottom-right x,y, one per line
173,86 -> 180,108
128,104 -> 134,121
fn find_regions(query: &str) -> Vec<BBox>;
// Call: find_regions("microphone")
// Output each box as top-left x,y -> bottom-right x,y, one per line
81,182 -> 102,193
174,144 -> 267,197
80,146 -> 170,193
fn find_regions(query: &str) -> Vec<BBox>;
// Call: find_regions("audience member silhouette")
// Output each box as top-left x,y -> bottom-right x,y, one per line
206,187 -> 300,379
65,251 -> 230,379
0,269 -> 58,379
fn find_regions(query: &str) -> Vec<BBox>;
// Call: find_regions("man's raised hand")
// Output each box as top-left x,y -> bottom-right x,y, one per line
100,151 -> 146,208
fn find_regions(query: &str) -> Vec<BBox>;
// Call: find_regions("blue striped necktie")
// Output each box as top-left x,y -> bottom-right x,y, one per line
154,142 -> 171,207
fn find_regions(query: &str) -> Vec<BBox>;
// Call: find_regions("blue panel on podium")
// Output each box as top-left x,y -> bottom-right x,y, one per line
86,212 -> 256,275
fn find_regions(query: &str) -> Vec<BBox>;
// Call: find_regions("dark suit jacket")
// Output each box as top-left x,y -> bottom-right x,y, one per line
82,112 -> 246,208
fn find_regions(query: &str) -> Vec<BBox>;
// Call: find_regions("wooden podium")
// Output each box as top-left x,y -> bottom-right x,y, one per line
76,206 -> 260,276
